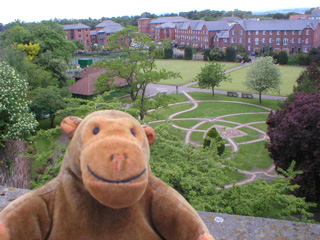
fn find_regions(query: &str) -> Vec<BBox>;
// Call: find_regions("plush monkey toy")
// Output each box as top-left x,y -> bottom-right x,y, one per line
0,110 -> 214,240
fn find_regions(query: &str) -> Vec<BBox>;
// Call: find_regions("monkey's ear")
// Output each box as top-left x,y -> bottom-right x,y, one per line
143,126 -> 156,146
60,116 -> 82,139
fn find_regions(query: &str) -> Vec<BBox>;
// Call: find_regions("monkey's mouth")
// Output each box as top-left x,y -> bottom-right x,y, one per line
87,165 -> 146,184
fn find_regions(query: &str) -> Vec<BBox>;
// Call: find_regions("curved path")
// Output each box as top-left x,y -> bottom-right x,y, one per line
148,91 -> 279,188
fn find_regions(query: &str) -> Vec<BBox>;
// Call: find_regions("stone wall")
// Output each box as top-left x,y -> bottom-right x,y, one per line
1,186 -> 320,240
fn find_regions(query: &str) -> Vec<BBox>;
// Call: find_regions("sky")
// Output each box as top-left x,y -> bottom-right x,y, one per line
1,0 -> 317,24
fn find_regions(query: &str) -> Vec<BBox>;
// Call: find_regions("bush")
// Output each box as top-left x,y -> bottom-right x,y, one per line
164,47 -> 173,59
203,127 -> 225,155
210,47 -> 224,61
184,46 -> 193,60
203,48 -> 211,61
278,51 -> 288,65
225,46 -> 236,62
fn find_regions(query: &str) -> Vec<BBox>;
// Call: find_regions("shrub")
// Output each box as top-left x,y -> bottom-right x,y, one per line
203,48 -> 211,61
203,127 -> 225,155
184,46 -> 193,60
210,47 -> 224,61
278,51 -> 288,65
225,46 -> 236,62
164,47 -> 173,59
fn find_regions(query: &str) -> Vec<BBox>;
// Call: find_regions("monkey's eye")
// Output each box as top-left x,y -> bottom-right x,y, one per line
130,128 -> 136,137
93,126 -> 100,135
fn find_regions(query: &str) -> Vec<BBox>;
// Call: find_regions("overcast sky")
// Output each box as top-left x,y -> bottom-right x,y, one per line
1,0 -> 317,24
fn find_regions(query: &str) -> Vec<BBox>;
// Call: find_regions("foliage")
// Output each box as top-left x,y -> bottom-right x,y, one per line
16,42 -> 40,61
288,53 -> 309,66
0,61 -> 38,142
267,92 -> 320,202
308,47 -> 320,65
164,46 -> 173,59
72,40 -> 85,50
203,48 -> 211,61
184,46 -> 193,60
238,44 -> 245,54
203,127 -> 225,155
31,86 -> 70,128
278,51 -> 288,65
210,47 -> 224,61
94,26 -> 179,120
245,56 -> 281,103
195,61 -> 231,96
225,46 -> 236,62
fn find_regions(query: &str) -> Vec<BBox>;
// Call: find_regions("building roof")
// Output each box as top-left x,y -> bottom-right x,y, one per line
138,18 -> 151,21
150,16 -> 188,24
219,17 -> 242,22
216,30 -> 229,38
98,25 -> 124,34
176,20 -> 206,31
70,67 -> 127,96
205,21 -> 230,31
63,23 -> 90,30
96,20 -> 122,28
156,22 -> 176,29
90,30 -> 97,36
243,19 -> 320,31
309,7 -> 320,18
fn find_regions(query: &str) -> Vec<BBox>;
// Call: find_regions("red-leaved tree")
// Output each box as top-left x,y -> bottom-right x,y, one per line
266,92 -> 320,202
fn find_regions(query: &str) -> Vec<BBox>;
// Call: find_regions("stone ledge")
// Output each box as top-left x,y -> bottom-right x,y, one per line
1,187 -> 319,239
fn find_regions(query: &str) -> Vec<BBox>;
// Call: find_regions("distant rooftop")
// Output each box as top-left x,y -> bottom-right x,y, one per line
96,20 -> 122,28
63,23 -> 90,30
150,16 -> 188,24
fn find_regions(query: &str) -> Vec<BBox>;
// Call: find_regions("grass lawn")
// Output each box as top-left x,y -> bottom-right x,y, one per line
230,141 -> 273,171
155,60 -> 241,86
216,65 -> 305,96
251,123 -> 268,132
222,113 -> 269,124
176,102 -> 268,119
145,103 -> 193,122
190,131 -> 204,142
233,127 -> 263,143
188,92 -> 280,110
172,120 -> 200,128
196,121 -> 238,130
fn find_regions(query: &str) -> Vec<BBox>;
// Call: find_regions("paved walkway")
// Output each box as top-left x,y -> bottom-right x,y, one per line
148,91 -> 279,188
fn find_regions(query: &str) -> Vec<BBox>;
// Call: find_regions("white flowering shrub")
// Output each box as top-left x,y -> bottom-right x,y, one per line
0,61 -> 38,142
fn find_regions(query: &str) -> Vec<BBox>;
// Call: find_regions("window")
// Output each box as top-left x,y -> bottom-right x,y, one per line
276,38 -> 280,45
78,34 -> 82,38
248,46 -> 251,51
306,30 -> 310,35
292,38 -> 295,43
283,38 -> 288,45
270,31 -> 273,35
248,31 -> 251,35
256,31 -> 259,35
239,38 -> 242,43
269,38 -> 272,43
306,38 -> 309,44
77,29 -> 81,32
263,31 -> 266,35
223,39 -> 227,43
299,30 -> 302,35
277,31 -> 280,35
240,30 -> 243,35
298,38 -> 302,43
232,30 -> 235,35
248,38 -> 251,43
255,38 -> 259,45
292,30 -> 295,35
262,38 -> 265,43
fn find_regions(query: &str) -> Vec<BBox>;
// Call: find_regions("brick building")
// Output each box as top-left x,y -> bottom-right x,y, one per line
94,20 -> 124,48
138,15 -> 320,53
63,23 -> 91,49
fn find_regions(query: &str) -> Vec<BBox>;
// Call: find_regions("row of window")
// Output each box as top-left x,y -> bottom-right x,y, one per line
247,45 -> 309,53
175,35 -> 209,42
232,30 -> 310,36
77,29 -> 89,32
221,37 -> 310,45
176,29 -> 208,35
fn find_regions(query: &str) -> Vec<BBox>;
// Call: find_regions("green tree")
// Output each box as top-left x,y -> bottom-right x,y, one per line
245,56 -> 281,103
210,47 -> 224,61
0,61 -> 38,142
184,46 -> 193,60
31,86 -> 69,128
94,26 -> 179,120
72,40 -> 85,50
225,46 -> 236,62
203,127 -> 225,155
278,51 -> 288,65
203,48 -> 211,61
195,61 -> 231,96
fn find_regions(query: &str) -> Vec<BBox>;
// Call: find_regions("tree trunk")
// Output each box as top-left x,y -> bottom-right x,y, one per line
212,86 -> 215,96
0,140 -> 31,188
259,92 -> 262,103
50,114 -> 55,128
139,88 -> 146,120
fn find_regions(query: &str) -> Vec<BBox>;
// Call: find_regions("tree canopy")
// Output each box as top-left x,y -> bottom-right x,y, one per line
245,56 -> 281,103
195,61 -> 231,96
